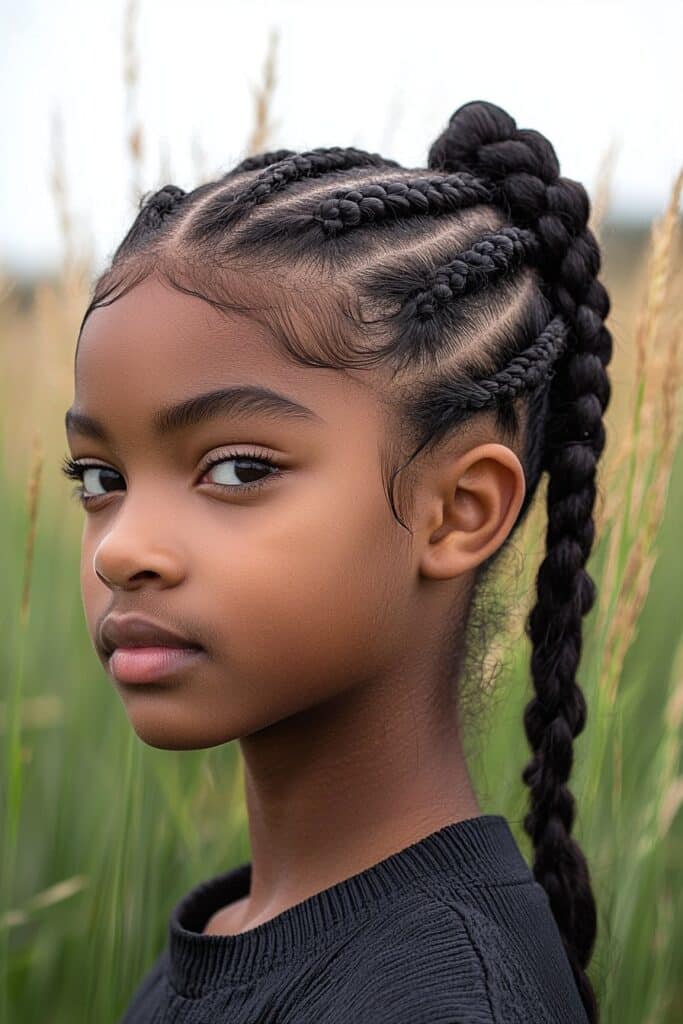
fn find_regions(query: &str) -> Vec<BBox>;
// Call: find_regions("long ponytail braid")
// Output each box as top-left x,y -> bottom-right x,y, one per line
428,101 -> 612,1022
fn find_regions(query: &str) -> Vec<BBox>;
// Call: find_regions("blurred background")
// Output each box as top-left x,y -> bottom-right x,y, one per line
1,1 -> 681,1021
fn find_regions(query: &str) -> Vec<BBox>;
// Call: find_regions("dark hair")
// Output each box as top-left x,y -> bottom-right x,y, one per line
79,100 -> 612,1021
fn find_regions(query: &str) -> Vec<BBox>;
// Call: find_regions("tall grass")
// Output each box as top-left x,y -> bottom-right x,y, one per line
1,19 -> 681,1023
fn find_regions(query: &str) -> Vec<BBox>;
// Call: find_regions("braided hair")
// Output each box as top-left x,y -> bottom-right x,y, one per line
79,100 -> 612,1021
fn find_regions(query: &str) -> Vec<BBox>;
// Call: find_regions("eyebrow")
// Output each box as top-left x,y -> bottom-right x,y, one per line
64,385 -> 325,442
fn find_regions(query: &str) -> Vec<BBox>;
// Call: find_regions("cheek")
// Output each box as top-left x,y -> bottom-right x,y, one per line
201,475 -> 406,705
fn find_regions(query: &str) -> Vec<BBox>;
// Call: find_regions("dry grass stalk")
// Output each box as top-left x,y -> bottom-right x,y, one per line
47,108 -> 93,339
600,169 -> 683,704
589,139 -> 625,542
246,29 -> 280,157
596,422 -> 634,536
0,875 -> 89,931
634,168 -> 683,384
20,432 -> 44,629
158,136 -> 172,186
123,0 -> 144,207
191,132 -> 209,185
49,109 -> 75,274
39,109 -> 94,439
597,170 -> 682,562
589,137 -> 619,245
657,637 -> 683,838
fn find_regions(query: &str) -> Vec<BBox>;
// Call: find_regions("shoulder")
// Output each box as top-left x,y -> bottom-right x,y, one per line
304,885 -> 585,1024
300,888 -> 524,1024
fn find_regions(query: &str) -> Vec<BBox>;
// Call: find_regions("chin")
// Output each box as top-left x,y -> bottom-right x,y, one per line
122,702 -> 241,751
131,725 -> 238,751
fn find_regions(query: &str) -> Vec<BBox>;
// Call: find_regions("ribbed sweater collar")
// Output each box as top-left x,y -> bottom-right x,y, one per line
168,813 -> 532,997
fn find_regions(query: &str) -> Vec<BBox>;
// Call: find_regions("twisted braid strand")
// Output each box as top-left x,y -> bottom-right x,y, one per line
307,172 -> 493,237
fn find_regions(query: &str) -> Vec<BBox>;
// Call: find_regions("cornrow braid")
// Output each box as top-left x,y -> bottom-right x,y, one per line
185,146 -> 401,242
360,226 -> 541,370
138,184 -> 187,229
308,172 -> 493,237
429,100 -> 611,1023
222,149 -> 298,177
113,184 -> 187,260
406,226 -> 539,319
411,316 -> 569,425
378,310 -> 570,527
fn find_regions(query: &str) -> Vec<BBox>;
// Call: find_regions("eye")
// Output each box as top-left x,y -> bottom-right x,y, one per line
59,449 -> 282,508
60,456 -> 123,505
199,449 -> 282,494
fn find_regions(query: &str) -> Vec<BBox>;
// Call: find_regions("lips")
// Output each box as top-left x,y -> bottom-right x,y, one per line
99,613 -> 203,659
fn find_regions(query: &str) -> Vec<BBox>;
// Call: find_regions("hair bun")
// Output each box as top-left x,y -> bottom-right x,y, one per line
428,100 -> 514,171
428,100 -> 559,185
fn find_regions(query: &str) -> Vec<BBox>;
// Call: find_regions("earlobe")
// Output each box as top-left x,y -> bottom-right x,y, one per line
418,444 -> 526,582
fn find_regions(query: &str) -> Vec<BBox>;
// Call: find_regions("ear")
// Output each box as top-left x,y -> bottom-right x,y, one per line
417,443 -> 526,581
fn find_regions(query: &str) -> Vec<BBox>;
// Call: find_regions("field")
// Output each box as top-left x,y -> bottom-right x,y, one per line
1,28 -> 682,1024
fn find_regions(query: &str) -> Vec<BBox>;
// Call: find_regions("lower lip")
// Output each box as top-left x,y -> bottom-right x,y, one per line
108,646 -> 206,684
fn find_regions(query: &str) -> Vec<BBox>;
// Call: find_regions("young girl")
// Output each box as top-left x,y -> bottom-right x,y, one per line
63,99 -> 611,1023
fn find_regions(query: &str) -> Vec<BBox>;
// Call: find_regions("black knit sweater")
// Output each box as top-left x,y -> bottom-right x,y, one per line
120,814 -> 590,1023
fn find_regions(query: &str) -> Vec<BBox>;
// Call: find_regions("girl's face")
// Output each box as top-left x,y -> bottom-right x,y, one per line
67,274 -> 417,750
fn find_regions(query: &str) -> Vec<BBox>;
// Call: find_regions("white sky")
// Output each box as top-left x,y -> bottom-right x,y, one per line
1,0 -> 681,275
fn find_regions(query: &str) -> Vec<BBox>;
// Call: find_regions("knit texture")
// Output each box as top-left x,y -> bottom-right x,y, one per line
119,814 -> 590,1023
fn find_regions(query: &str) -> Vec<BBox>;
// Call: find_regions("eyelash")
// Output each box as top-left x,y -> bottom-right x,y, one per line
59,448 -> 281,508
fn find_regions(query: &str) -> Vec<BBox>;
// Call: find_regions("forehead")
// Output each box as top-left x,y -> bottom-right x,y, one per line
76,275 -> 306,390
71,274 -> 386,441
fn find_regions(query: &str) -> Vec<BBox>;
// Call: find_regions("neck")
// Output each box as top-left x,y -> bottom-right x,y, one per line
235,669 -> 481,929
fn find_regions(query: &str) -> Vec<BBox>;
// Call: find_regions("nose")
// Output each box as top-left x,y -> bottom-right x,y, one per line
95,565 -> 113,586
93,556 -> 176,589
92,537 -> 187,591
90,485 -> 189,590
